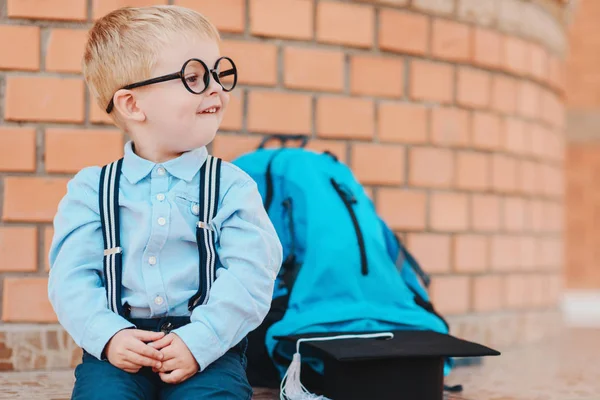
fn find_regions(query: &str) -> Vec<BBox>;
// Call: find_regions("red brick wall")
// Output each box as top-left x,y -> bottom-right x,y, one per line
0,0 -> 568,330
564,0 -> 600,289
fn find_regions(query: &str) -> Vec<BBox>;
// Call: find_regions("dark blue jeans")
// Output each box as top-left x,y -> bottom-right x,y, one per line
71,317 -> 253,400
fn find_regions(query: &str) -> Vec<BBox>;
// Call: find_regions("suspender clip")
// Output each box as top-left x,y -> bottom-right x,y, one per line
196,221 -> 214,231
103,247 -> 123,256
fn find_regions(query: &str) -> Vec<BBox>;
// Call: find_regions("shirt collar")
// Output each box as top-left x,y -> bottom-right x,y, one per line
121,141 -> 208,184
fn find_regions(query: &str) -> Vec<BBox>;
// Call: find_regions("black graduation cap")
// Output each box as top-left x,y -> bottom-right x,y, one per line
275,330 -> 500,400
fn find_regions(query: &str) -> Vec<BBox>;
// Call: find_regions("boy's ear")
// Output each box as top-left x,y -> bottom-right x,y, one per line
113,89 -> 146,122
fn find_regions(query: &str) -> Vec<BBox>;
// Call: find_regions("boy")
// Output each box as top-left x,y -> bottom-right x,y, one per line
48,5 -> 283,399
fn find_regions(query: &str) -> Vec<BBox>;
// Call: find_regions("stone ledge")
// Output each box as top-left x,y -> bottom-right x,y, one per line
0,309 -> 564,372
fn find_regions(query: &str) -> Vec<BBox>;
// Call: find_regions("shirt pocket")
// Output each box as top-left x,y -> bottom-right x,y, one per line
172,191 -> 220,242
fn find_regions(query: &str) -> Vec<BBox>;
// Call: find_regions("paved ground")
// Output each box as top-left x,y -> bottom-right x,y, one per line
0,328 -> 599,399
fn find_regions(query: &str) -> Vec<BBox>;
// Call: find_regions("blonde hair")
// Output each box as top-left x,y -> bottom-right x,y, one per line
83,5 -> 220,120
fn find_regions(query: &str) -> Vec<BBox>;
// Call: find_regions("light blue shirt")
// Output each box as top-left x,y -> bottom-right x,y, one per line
48,141 -> 283,371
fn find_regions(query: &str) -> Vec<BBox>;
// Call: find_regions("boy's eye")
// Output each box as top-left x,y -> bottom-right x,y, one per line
185,75 -> 199,84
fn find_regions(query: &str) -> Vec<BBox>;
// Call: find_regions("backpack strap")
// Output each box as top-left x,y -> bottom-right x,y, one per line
99,158 -> 128,316
188,155 -> 222,311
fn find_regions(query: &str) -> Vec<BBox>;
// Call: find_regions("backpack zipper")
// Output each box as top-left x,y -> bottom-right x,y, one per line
282,197 -> 297,264
330,179 -> 368,275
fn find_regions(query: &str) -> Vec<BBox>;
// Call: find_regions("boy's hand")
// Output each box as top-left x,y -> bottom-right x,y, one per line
104,329 -> 165,373
148,333 -> 199,384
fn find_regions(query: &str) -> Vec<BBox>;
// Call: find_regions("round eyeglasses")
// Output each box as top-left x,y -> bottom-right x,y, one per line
105,56 -> 238,114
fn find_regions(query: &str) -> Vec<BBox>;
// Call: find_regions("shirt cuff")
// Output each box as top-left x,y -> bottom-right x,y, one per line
173,321 -> 222,371
80,311 -> 135,360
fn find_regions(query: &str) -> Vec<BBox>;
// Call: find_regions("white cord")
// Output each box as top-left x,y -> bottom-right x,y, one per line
279,332 -> 394,400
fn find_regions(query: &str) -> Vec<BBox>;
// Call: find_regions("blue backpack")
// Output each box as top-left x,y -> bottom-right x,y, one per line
232,135 -> 452,389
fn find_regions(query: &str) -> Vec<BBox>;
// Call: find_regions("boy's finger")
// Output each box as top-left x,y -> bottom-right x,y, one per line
160,369 -> 185,384
157,358 -> 178,373
128,340 -> 164,361
125,350 -> 163,369
147,334 -> 174,350
159,344 -> 177,361
132,329 -> 165,342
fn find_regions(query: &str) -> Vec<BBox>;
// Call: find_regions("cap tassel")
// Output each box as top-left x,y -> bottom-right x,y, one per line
279,332 -> 394,400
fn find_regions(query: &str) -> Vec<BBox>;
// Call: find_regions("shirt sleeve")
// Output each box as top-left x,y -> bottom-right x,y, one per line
48,167 -> 135,360
173,177 -> 283,371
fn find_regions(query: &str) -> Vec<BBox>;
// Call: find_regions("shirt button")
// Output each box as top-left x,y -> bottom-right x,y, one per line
157,217 -> 166,226
154,296 -> 164,305
191,204 -> 200,215
156,193 -> 165,202
148,256 -> 157,265
157,167 -> 166,176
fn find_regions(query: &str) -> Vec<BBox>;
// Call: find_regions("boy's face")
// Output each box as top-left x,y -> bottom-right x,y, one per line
132,34 -> 230,160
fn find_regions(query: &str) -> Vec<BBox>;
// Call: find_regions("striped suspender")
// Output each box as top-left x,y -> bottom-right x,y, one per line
188,155 -> 222,311
99,155 -> 222,316
99,159 -> 127,316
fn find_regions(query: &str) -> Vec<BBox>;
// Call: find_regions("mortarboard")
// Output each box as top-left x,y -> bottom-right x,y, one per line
275,330 -> 500,400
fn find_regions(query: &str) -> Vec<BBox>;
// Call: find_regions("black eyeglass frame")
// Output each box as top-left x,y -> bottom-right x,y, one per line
105,56 -> 238,114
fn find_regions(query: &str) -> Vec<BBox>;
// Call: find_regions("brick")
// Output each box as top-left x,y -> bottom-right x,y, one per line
0,25 -> 40,71
45,129 -> 124,173
409,60 -> 454,103
92,0 -> 167,18
316,97 -> 374,139
456,151 -> 490,191
409,147 -> 454,188
284,47 -> 344,92
472,112 -> 501,151
453,234 -> 488,273
378,103 -> 428,144
472,28 -> 501,68
0,128 -> 37,172
503,196 -> 526,232
530,199 -> 545,233
504,274 -> 528,309
430,192 -> 468,231
517,81 -> 540,119
377,189 -> 427,231
90,95 -> 114,125
431,107 -> 469,147
529,44 -> 548,82
0,227 -> 38,272
520,235 -> 536,270
219,41 -> 278,86
490,235 -> 519,271
492,75 -> 517,114
46,29 -> 88,73
473,276 -> 503,312
351,144 -> 405,186
306,140 -> 348,164
44,226 -> 54,272
8,0 -> 87,21
317,1 -> 374,48
530,124 -> 548,160
540,91 -> 565,129
2,278 -> 57,322
492,154 -> 518,193
220,91 -> 243,131
2,177 -> 69,223
350,55 -> 404,98
503,36 -> 528,75
457,67 -> 491,109
413,0 -> 454,14
174,0 -> 245,33
211,135 -> 262,161
379,10 -> 429,55
430,276 -> 471,315
250,0 -> 313,40
406,233 -> 451,273
471,194 -> 501,231
458,0 -> 496,26
504,118 -> 526,155
5,77 -> 84,123
248,91 -> 311,135
432,19 -> 470,62
540,237 -> 562,270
